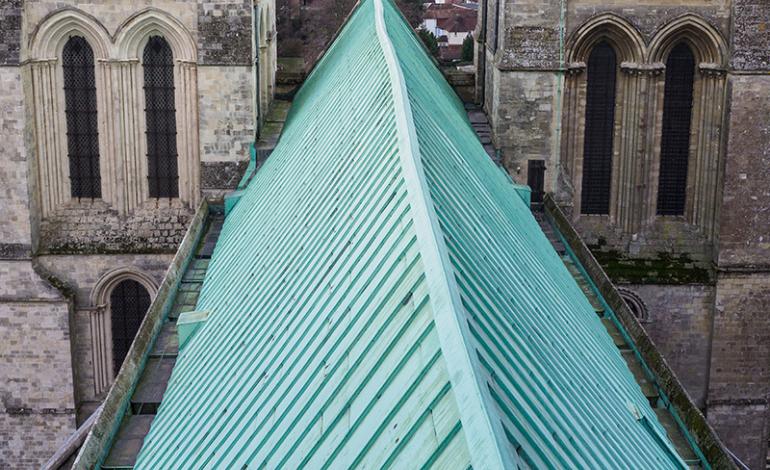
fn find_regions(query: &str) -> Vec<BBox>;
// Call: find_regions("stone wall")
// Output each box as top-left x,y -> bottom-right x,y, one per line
198,66 -> 256,165
197,1 -> 256,199
566,1 -> 729,41
0,414 -> 75,469
22,0 -> 257,192
0,0 -> 21,66
492,71 -> 558,189
699,3 -> 770,465
0,10 -> 77,464
0,262 -> 74,470
731,0 -> 770,71
497,0 -> 560,70
628,284 -> 714,407
708,273 -> 770,470
0,67 -> 31,251
22,1 -> 199,44
717,74 -> 770,268
198,0 -> 253,65
38,201 -> 194,255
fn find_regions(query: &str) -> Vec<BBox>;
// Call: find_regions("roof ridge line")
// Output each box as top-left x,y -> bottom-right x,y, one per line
371,1 -> 517,468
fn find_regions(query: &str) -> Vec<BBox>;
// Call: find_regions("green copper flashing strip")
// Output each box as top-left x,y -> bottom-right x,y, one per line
177,310 -> 211,350
225,144 -> 259,216
373,0 -> 518,468
237,144 -> 258,190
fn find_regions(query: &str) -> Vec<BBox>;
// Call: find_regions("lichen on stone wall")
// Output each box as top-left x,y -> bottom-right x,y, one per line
38,202 -> 194,255
588,241 -> 714,285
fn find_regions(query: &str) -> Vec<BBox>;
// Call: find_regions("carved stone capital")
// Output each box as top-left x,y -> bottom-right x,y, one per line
620,61 -> 665,76
98,58 -> 140,65
566,61 -> 585,75
22,57 -> 57,66
698,62 -> 726,77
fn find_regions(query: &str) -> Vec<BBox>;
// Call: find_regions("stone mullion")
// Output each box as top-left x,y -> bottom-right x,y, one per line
563,64 -> 586,214
614,69 -> 631,228
30,59 -> 68,217
616,65 -> 646,233
90,305 -> 111,396
176,60 -> 200,207
97,60 -> 119,210
693,68 -> 726,239
687,72 -> 708,226
641,66 -> 666,225
560,69 -> 578,179
113,59 -> 145,213
631,69 -> 655,234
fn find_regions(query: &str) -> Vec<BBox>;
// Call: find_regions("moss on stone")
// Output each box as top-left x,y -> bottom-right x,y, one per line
587,247 -> 714,285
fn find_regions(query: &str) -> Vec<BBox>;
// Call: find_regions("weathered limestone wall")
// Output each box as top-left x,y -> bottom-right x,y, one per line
703,3 -> 770,464
0,414 -> 74,469
0,262 -> 75,470
0,66 -> 32,253
199,65 -> 255,196
491,70 -> 559,189
708,274 -> 770,470
197,1 -> 257,196
566,0 -> 729,41
716,75 -> 770,268
197,1 -> 253,66
481,0 -> 561,189
38,201 -> 194,254
628,284 -> 715,407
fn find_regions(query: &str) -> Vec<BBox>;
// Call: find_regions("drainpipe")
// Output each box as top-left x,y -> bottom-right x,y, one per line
253,3 -> 262,140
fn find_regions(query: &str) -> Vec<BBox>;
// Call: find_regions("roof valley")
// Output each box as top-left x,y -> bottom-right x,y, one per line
372,1 -> 518,468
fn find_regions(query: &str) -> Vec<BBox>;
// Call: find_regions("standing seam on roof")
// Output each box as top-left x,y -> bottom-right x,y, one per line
371,0 -> 518,468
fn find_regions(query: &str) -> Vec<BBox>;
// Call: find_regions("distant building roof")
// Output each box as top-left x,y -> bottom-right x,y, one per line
129,0 -> 693,467
423,2 -> 462,19
424,3 -> 476,32
437,13 -> 476,33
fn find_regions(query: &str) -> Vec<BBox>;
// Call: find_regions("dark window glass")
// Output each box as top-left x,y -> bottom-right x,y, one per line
143,36 -> 179,198
581,41 -> 617,215
110,280 -> 151,376
657,42 -> 695,216
62,36 -> 101,199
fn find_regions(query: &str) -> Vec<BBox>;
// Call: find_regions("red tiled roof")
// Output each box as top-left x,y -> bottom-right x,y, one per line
423,2 -> 477,21
436,13 -> 476,33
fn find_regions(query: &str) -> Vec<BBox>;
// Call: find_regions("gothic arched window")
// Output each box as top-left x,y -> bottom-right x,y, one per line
62,36 -> 101,199
657,42 -> 695,216
581,41 -> 617,215
143,36 -> 179,198
110,279 -> 151,375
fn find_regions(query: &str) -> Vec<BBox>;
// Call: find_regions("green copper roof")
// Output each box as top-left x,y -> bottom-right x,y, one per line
133,0 -> 687,467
